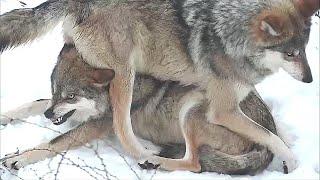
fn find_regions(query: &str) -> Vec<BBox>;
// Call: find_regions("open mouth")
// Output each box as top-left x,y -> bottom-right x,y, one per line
52,109 -> 76,125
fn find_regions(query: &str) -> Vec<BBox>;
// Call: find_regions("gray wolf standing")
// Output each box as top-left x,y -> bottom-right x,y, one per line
0,0 -> 318,172
1,44 -> 276,174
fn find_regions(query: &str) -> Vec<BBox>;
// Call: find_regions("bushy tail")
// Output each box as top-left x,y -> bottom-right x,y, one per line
0,0 -> 68,52
160,144 -> 273,175
198,145 -> 273,175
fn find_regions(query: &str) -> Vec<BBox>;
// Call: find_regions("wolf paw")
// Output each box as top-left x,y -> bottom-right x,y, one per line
138,155 -> 201,172
279,150 -> 298,173
1,148 -> 49,170
138,155 -> 161,170
270,134 -> 298,173
282,158 -> 298,173
2,153 -> 29,170
138,160 -> 160,170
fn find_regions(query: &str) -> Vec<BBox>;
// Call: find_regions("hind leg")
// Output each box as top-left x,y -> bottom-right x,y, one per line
140,91 -> 203,172
140,124 -> 201,172
212,108 -> 297,173
139,113 -> 201,172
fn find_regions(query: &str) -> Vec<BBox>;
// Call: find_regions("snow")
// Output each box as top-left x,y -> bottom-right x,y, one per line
0,0 -> 319,179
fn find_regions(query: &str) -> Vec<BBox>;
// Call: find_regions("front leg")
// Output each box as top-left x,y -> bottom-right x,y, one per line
205,81 -> 296,172
109,68 -> 153,159
212,109 -> 297,173
1,99 -> 50,125
2,118 -> 113,169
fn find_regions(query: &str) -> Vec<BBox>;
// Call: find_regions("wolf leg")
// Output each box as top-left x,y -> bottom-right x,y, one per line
140,143 -> 201,172
139,91 -> 203,172
2,118 -> 113,169
139,110 -> 202,172
1,99 -> 50,125
109,68 -> 153,159
212,110 -> 297,172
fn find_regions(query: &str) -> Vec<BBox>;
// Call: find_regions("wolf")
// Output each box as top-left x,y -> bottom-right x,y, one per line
1,0 -> 318,172
1,44 -> 277,174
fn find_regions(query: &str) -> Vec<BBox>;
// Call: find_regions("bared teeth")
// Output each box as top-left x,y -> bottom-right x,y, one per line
54,117 -> 62,124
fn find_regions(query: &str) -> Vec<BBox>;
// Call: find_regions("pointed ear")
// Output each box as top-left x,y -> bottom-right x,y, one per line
59,44 -> 78,60
259,15 -> 284,37
294,0 -> 320,18
90,69 -> 115,87
252,12 -> 291,45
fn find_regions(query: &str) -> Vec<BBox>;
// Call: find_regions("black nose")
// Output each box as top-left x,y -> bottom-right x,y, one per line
44,107 -> 54,119
302,69 -> 313,83
302,75 -> 313,83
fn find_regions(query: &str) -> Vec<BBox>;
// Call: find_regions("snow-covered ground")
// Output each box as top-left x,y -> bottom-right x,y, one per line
0,0 -> 319,179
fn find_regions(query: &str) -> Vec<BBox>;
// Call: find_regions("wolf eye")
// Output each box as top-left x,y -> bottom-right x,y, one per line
286,50 -> 299,57
286,52 -> 294,57
67,93 -> 75,99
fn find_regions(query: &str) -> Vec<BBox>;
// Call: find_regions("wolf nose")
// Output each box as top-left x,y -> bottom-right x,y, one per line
302,75 -> 313,83
44,107 -> 54,119
302,68 -> 313,83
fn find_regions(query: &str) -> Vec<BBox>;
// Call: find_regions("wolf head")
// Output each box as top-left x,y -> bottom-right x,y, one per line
213,0 -> 318,83
250,0 -> 318,83
44,44 -> 114,125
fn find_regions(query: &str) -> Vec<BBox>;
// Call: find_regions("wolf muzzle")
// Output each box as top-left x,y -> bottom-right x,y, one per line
282,50 -> 313,83
44,108 -> 76,125
52,109 -> 76,125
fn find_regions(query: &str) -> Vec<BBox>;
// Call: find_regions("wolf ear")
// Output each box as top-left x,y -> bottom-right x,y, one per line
90,69 -> 115,87
294,0 -> 320,18
59,44 -> 78,60
259,15 -> 283,37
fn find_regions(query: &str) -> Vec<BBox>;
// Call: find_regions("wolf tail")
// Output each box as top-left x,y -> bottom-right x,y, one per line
0,0 -> 69,52
159,144 -> 273,175
198,145 -> 273,175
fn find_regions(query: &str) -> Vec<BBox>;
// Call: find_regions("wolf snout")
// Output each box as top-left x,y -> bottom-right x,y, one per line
282,54 -> 313,84
44,108 -> 76,125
